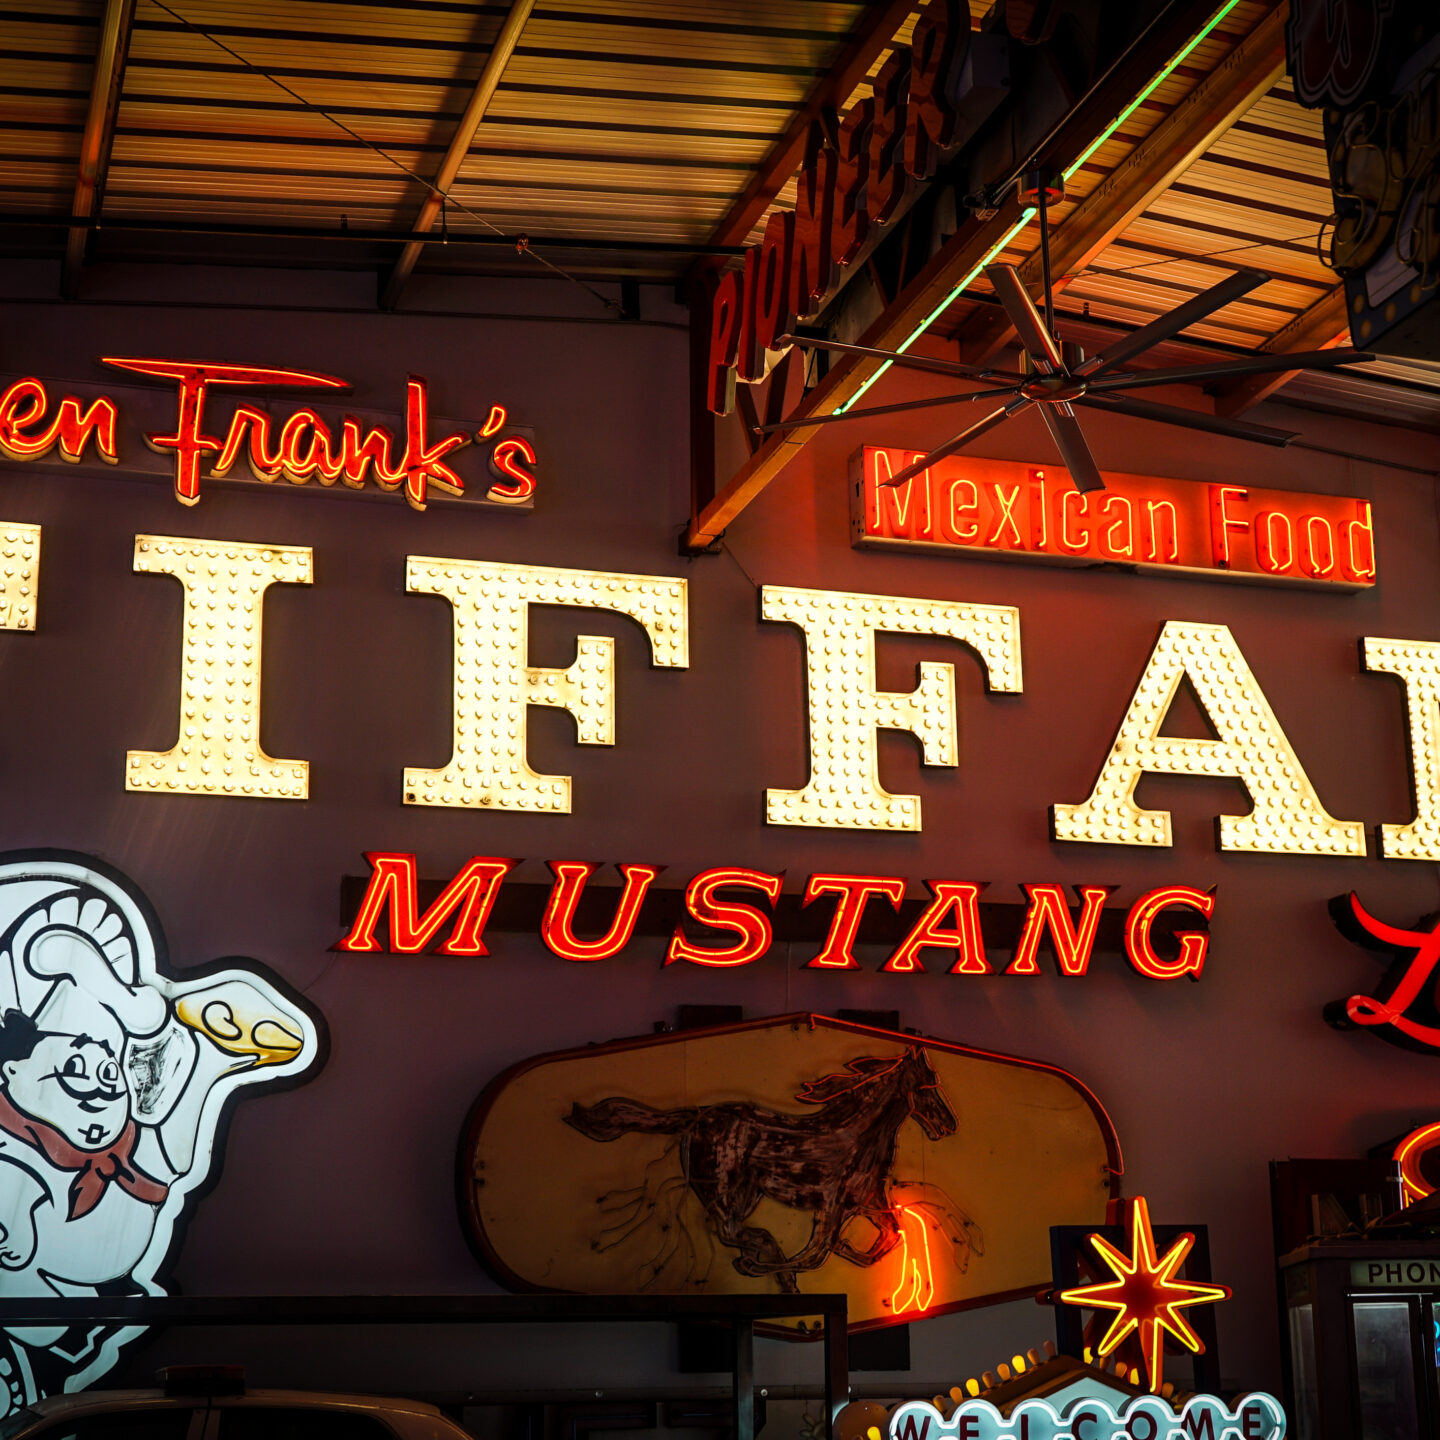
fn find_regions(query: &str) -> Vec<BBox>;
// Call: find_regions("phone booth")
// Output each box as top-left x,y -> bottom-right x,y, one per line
1280,1239 -> 1440,1439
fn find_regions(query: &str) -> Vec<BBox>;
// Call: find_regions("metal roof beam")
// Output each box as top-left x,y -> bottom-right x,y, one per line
1210,283 -> 1350,414
953,1 -> 1288,366
63,0 -> 135,300
379,0 -> 534,311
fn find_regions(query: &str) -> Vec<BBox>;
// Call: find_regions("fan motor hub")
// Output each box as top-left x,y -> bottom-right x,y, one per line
1021,375 -> 1087,403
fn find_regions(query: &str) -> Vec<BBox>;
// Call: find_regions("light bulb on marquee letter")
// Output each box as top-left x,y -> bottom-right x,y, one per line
404,558 -> 687,812
762,585 -> 1021,831
1364,637 -> 1440,861
0,524 -> 39,631
1052,620 -> 1365,856
127,536 -> 312,799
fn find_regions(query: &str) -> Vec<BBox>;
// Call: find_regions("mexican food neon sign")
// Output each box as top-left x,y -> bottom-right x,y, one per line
853,447 -> 1375,589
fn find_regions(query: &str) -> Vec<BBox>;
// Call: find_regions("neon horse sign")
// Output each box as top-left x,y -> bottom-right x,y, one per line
565,1047 -> 974,1296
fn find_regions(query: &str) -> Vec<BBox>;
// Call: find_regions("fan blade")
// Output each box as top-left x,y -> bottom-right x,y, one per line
1039,402 -> 1105,493
778,334 -> 1018,382
753,385 -> 1020,435
1077,391 -> 1296,447
1086,348 -> 1376,393
986,264 -> 1064,373
879,398 -> 1029,489
1076,270 -> 1267,377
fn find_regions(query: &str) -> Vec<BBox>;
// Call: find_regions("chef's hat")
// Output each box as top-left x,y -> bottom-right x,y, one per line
0,863 -> 159,1033
26,926 -> 166,1042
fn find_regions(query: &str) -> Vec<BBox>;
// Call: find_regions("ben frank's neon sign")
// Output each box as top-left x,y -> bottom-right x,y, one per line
0,362 -> 537,511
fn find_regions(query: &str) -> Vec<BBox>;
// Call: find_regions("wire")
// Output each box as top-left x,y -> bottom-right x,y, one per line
142,0 -> 624,314
1075,228 -> 1326,279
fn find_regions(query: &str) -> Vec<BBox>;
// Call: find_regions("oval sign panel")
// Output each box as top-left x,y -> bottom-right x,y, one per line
459,1013 -> 1120,1331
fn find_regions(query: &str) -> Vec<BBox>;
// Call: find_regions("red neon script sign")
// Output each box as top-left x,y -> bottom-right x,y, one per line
853,447 -> 1375,588
1328,893 -> 1440,1052
102,359 -> 480,510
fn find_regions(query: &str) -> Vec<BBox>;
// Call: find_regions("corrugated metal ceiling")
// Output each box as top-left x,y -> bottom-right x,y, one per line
0,0 -> 1435,423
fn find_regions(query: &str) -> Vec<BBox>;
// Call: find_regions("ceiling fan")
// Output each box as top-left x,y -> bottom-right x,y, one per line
762,180 -> 1373,493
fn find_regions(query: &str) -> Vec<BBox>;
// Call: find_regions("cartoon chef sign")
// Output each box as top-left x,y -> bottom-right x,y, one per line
0,852 -> 323,1413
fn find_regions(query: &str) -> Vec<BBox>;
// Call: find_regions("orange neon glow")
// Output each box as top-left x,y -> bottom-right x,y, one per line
338,416 -> 407,491
1143,498 -> 1178,562
210,403 -> 282,481
1058,486 -> 1087,555
489,436 -> 538,503
937,475 -> 979,543
1029,469 -> 1049,549
987,482 -> 1024,547
802,873 -> 906,969
401,374 -> 469,509
889,1204 -> 936,1315
1100,494 -> 1134,560
1008,885 -> 1113,976
338,851 -> 514,956
478,404 -> 508,439
1343,501 -> 1376,581
664,867 -> 783,968
1124,886 -> 1214,980
1057,1195 -> 1231,1393
102,358 -> 347,505
1394,1121 -> 1440,1205
0,378 -> 119,467
867,448 -> 931,535
1210,485 -> 1248,567
540,861 -> 661,962
882,881 -> 989,974
1255,510 -> 1293,574
278,408 -> 343,485
1300,514 -> 1335,578
857,448 -> 1373,587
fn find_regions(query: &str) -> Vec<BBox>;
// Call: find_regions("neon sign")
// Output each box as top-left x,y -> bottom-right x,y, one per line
1327,893 -> 1440,1053
0,368 -> 537,512
337,851 -> 1215,976
1055,1196 -> 1231,1393
704,0 -> 988,413
1393,1121 -> 1440,1204
854,448 -> 1375,589
887,1391 -> 1286,1440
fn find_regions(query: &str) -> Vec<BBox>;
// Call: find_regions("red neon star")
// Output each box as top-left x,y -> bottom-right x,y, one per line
1056,1195 -> 1231,1392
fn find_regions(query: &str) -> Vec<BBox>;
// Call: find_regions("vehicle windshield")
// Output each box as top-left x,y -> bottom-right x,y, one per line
0,1411 -> 39,1439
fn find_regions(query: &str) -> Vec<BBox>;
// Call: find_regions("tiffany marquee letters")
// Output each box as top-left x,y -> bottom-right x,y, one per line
2,532 -> 1435,858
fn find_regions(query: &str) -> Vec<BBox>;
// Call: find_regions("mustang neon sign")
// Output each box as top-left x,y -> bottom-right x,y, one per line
336,850 -> 1215,977
0,365 -> 537,512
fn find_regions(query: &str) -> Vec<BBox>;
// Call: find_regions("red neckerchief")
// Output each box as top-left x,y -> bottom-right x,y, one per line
0,1090 -> 168,1219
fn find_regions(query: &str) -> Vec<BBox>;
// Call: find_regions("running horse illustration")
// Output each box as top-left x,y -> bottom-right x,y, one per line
564,1047 -> 975,1293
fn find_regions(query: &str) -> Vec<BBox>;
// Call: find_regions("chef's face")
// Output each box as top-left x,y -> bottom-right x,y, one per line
3,1034 -> 128,1149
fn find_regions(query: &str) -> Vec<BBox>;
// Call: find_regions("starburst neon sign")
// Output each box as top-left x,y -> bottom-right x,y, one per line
1056,1195 -> 1231,1393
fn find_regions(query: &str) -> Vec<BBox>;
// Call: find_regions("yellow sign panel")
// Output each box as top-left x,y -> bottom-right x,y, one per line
461,1014 -> 1120,1331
